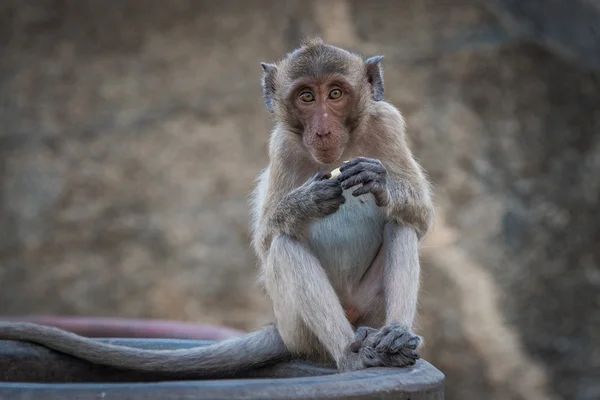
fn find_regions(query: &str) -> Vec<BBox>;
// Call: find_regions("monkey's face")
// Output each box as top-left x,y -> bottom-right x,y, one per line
290,78 -> 355,165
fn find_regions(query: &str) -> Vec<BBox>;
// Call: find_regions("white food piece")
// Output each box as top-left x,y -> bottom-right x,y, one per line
330,160 -> 350,179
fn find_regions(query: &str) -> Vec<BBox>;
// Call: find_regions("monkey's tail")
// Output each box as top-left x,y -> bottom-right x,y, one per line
0,321 -> 289,377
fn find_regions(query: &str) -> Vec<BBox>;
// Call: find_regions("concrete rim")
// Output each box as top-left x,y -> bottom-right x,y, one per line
0,338 -> 445,399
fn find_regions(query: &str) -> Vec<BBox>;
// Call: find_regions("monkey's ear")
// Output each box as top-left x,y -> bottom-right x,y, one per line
261,62 -> 278,113
365,55 -> 384,101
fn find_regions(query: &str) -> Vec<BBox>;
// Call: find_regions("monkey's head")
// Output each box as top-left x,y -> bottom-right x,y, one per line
261,38 -> 385,165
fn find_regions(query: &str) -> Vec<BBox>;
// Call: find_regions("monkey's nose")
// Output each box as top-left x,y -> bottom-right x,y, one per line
317,131 -> 331,137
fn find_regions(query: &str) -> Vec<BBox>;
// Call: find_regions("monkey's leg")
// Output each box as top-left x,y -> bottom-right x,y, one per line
265,234 -> 362,371
347,251 -> 386,330
351,222 -> 422,367
382,221 -> 420,327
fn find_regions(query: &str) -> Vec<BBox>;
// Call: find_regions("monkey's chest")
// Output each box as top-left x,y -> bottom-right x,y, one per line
307,191 -> 386,284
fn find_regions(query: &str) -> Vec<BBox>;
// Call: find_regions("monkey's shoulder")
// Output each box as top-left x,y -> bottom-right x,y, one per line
365,101 -> 407,142
371,101 -> 404,122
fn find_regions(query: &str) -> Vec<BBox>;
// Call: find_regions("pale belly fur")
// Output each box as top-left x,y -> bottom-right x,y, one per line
307,190 -> 386,299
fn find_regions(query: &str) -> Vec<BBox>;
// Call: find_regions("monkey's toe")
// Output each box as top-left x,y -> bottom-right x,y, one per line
349,326 -> 378,353
369,324 -> 404,349
346,326 -> 421,369
374,329 -> 410,353
357,346 -> 418,369
366,324 -> 422,364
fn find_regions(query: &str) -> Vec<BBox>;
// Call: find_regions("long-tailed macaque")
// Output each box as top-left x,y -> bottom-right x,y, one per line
0,38 -> 434,377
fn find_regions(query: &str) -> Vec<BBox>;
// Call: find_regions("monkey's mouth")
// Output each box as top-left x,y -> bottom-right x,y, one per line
311,147 -> 343,165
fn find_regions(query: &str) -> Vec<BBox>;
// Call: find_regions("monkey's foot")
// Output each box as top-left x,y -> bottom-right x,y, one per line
348,324 -> 421,368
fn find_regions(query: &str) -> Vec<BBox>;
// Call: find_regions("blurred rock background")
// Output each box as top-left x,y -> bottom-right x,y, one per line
1,0 -> 598,399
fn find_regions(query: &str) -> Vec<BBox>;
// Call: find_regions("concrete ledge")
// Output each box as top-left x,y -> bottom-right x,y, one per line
0,338 -> 445,399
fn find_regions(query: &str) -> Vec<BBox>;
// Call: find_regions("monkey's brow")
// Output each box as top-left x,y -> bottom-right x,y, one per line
285,76 -> 354,98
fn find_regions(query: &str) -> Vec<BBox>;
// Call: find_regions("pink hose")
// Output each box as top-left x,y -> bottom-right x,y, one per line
0,315 -> 245,341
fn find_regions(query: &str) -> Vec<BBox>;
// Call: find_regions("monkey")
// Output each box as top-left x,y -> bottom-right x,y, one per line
0,38 -> 434,377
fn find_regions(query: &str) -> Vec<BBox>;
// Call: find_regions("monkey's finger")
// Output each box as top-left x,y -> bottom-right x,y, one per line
335,195 -> 347,205
340,171 -> 378,190
339,157 -> 380,171
399,347 -> 420,361
374,189 -> 391,207
351,182 -> 378,197
313,171 -> 331,181
336,164 -> 365,182
405,336 -> 422,350
323,181 -> 345,198
316,178 -> 343,190
313,180 -> 343,198
339,163 -> 380,179
338,164 -> 385,185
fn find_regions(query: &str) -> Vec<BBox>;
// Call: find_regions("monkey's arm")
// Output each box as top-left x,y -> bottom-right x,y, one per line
381,220 -> 421,328
337,129 -> 430,364
254,170 -> 344,256
337,155 -> 433,238
385,146 -> 434,236
338,153 -> 430,319
339,174 -> 425,366
350,157 -> 427,325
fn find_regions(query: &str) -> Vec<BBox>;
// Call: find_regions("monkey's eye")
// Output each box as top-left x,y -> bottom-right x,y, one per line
328,88 -> 343,100
299,92 -> 315,102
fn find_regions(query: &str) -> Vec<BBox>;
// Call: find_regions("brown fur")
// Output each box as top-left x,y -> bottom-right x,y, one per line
0,39 -> 434,376
253,38 -> 434,370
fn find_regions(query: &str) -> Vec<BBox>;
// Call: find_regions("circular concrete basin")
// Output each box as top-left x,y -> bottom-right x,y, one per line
0,318 -> 445,399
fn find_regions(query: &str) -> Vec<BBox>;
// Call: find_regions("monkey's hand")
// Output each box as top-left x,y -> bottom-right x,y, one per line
304,171 -> 346,218
347,325 -> 422,368
276,171 -> 345,227
337,157 -> 390,207
268,172 -> 344,242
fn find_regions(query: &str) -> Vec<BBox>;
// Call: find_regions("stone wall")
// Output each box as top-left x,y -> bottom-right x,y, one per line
1,1 -> 599,399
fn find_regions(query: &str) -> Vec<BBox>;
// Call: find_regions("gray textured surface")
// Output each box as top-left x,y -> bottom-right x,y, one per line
0,1 -> 598,399
0,339 -> 445,400
486,0 -> 600,68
